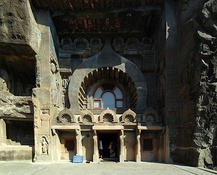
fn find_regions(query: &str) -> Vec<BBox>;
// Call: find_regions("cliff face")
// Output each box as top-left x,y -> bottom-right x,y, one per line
167,0 -> 217,169
0,0 -> 217,168
0,0 -> 41,118
0,0 -> 40,55
194,0 -> 217,169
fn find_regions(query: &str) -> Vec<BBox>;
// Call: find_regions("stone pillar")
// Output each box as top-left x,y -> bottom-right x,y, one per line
75,129 -> 82,155
119,130 -> 124,162
93,130 -> 99,162
32,9 -> 61,162
136,129 -> 141,162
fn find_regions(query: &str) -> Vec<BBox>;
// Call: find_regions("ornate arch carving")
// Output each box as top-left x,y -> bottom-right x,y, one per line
73,37 -> 90,50
99,108 -> 117,123
142,108 -> 159,125
80,109 -> 94,123
57,109 -> 76,123
60,37 -> 73,49
122,109 -> 136,123
68,39 -> 147,114
124,37 -> 141,51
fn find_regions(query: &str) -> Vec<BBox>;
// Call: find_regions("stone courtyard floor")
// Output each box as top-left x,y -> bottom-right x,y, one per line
0,161 -> 217,175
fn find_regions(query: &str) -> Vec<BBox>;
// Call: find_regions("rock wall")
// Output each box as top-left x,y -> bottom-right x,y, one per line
195,0 -> 217,169
0,0 -> 40,55
167,0 -> 217,169
0,0 -> 217,167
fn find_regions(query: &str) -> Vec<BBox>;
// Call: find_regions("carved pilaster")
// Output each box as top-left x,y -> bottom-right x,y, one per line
119,129 -> 125,162
136,129 -> 141,162
93,130 -> 99,162
75,129 -> 82,155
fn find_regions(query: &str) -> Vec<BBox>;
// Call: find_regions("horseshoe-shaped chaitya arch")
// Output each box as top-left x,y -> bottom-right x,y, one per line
68,39 -> 147,114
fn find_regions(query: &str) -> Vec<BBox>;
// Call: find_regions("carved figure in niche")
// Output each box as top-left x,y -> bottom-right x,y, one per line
50,65 -> 61,107
62,75 -> 69,89
90,37 -> 102,53
50,62 -> 58,74
113,37 -> 124,52
41,136 -> 48,155
61,75 -> 70,108
0,69 -> 10,92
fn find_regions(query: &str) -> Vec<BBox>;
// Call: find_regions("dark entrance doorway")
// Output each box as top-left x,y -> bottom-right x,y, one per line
98,132 -> 119,161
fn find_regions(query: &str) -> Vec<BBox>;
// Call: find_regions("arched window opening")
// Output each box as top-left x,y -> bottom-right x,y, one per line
102,92 -> 115,108
93,82 -> 124,109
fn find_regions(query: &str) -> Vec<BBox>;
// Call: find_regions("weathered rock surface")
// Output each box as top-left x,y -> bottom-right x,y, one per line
0,92 -> 33,119
0,0 -> 41,56
169,0 -> 217,169
0,0 -> 217,169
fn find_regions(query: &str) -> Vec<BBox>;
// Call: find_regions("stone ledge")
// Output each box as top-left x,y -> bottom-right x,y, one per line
138,125 -> 165,130
93,125 -> 124,130
0,145 -> 33,161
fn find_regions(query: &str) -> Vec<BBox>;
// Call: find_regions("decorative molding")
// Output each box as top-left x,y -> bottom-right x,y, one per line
122,109 -> 136,123
57,109 -> 75,123
73,37 -> 90,51
99,107 -> 117,123
142,108 -> 159,124
80,109 -> 94,123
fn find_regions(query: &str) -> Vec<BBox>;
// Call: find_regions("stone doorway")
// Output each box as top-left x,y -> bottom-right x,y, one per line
58,130 -> 76,160
98,132 -> 119,161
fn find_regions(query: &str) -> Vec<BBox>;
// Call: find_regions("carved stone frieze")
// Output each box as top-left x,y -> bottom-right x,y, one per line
121,109 -> 136,123
90,37 -> 103,54
59,37 -> 103,58
99,107 -> 117,123
112,37 -> 125,52
57,109 -> 75,123
80,109 -> 94,123
142,108 -> 160,125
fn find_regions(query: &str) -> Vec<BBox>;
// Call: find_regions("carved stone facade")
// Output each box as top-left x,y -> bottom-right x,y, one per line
0,0 -> 217,170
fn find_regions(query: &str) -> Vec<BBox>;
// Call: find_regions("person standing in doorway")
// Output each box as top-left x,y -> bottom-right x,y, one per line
99,139 -> 103,159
